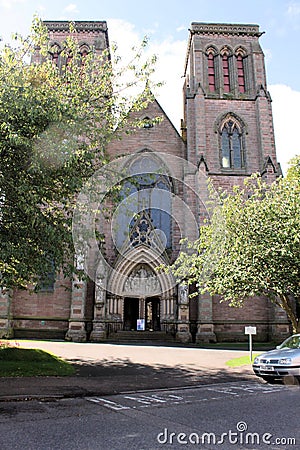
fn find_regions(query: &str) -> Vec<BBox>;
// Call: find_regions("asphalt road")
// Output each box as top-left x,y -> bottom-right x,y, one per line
0,380 -> 298,450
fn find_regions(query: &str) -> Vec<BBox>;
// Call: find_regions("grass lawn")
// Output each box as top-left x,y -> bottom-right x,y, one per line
0,346 -> 76,377
226,354 -> 260,367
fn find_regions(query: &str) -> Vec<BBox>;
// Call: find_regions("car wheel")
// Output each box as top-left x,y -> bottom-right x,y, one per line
261,376 -> 279,384
282,375 -> 299,386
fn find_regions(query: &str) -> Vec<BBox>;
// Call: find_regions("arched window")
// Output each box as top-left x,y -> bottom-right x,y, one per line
49,43 -> 61,67
235,48 -> 247,93
66,50 -> 73,66
113,154 -> 172,251
220,47 -> 233,93
220,116 -> 244,169
222,53 -> 230,92
79,44 -> 90,66
206,48 -> 217,92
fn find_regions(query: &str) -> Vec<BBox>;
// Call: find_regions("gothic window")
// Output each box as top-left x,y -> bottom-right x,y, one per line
79,44 -> 90,66
36,260 -> 56,292
235,49 -> 247,93
114,154 -> 172,251
222,54 -> 230,92
220,47 -> 233,93
39,270 -> 55,292
49,43 -> 61,67
220,117 -> 245,169
206,48 -> 217,92
66,51 -> 73,66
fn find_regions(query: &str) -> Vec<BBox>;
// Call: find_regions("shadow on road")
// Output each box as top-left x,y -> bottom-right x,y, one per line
68,357 -> 255,393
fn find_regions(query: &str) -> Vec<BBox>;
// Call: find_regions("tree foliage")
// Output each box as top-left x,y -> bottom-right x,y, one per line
172,173 -> 300,333
286,154 -> 300,181
0,17 -> 159,289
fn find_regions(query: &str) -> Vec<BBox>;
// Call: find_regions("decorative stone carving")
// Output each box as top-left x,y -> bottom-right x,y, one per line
178,284 -> 189,305
44,21 -> 108,33
123,265 -> 160,295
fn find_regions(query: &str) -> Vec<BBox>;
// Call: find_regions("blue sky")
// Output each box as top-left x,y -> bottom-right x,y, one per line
0,0 -> 299,173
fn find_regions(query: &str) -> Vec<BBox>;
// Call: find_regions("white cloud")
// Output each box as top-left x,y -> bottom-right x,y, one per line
269,84 -> 300,174
286,1 -> 300,16
0,0 -> 25,9
63,3 -> 79,14
108,18 -> 186,130
147,37 -> 186,129
107,18 -> 142,62
176,25 -> 186,33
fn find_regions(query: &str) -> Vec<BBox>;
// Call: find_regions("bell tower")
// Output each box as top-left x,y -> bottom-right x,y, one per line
183,22 -> 281,187
183,23 -> 282,343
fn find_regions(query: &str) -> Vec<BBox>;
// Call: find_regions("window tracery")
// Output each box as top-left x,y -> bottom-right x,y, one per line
114,154 -> 172,251
219,115 -> 245,169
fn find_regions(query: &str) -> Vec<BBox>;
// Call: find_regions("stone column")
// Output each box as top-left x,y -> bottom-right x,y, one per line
90,263 -> 108,341
65,277 -> 88,342
176,284 -> 192,343
0,289 -> 13,338
90,286 -> 107,341
196,293 -> 216,343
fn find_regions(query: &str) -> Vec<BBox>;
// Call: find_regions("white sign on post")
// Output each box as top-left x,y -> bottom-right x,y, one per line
245,326 -> 257,362
245,326 -> 257,335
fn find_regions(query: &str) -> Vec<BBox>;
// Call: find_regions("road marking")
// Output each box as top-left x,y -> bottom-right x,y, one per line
85,382 -> 288,412
206,387 -> 240,396
86,397 -> 131,410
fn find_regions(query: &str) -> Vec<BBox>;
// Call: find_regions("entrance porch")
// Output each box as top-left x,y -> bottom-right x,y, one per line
123,296 -> 161,331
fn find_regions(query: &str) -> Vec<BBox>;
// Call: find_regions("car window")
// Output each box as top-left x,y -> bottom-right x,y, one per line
279,336 -> 300,349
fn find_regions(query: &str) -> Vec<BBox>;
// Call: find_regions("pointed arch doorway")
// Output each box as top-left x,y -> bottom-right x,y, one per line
122,264 -> 161,332
106,246 -> 177,338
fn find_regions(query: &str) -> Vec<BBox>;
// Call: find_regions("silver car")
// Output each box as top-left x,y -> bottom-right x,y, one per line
253,334 -> 300,382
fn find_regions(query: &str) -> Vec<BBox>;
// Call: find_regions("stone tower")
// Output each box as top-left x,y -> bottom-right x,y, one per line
32,20 -> 109,64
183,23 -> 283,342
183,22 -> 281,181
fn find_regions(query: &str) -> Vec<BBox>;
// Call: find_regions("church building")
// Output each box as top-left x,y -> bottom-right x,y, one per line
0,20 -> 290,343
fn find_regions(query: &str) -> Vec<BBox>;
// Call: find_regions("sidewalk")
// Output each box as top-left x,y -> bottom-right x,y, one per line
0,340 -> 256,402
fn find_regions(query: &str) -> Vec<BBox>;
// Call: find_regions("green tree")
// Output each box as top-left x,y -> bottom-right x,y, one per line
0,18 -> 159,289
172,174 -> 300,333
286,155 -> 300,181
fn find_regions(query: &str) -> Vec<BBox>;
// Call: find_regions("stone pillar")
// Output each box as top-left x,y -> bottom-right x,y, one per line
65,277 -> 87,342
196,293 -> 216,343
90,265 -> 108,341
0,289 -> 13,338
90,300 -> 107,341
176,284 -> 192,343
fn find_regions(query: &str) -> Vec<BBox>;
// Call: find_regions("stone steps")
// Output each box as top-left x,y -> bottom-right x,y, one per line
108,331 -> 175,342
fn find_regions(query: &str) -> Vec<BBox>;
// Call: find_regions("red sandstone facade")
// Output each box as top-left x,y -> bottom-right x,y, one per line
0,21 -> 290,343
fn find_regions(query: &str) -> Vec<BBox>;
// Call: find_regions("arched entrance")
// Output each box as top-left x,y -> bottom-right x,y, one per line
122,264 -> 161,331
106,245 -> 176,336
